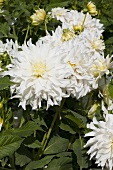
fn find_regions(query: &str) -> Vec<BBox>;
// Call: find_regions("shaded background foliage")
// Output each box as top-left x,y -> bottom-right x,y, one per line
0,0 -> 113,170
0,0 -> 113,54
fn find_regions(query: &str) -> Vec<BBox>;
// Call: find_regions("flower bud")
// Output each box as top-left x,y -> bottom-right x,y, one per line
0,0 -> 4,6
0,102 -> 3,109
73,25 -> 83,33
61,29 -> 75,41
88,103 -> 99,118
30,9 -> 46,26
87,1 -> 98,16
0,117 -> 3,131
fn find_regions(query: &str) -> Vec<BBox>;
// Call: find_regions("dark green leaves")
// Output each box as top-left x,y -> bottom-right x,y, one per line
15,145 -> 32,167
61,109 -> 87,131
12,121 -> 43,137
0,76 -> 14,90
44,136 -> 69,155
0,135 -> 23,159
109,84 -> 113,99
73,138 -> 88,170
25,155 -> 54,170
46,157 -> 72,170
43,0 -> 71,11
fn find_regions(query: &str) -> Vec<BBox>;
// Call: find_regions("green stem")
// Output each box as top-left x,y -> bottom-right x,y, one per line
24,24 -> 30,43
66,134 -> 75,151
42,110 -> 59,150
73,0 -> 77,9
36,132 -> 47,160
81,13 -> 87,30
44,21 -> 48,35
37,0 -> 41,8
10,155 -> 15,170
79,135 -> 83,170
33,130 -> 37,159
12,25 -> 18,41
37,98 -> 66,159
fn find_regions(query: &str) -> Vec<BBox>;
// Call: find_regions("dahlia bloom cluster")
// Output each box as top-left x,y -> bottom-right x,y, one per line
0,4 -> 113,169
0,7 -> 112,111
41,7 -> 112,98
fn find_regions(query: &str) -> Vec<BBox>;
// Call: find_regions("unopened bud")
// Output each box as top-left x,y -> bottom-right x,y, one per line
88,103 -> 99,118
73,25 -> 83,33
30,9 -> 46,26
0,102 -> 3,109
87,1 -> 98,16
0,0 -> 4,6
0,117 -> 3,131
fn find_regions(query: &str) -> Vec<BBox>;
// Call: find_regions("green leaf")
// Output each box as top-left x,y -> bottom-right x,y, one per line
25,155 -> 54,170
108,84 -> 113,99
59,121 -> 76,134
0,22 -> 9,37
46,157 -> 72,170
64,110 -> 87,128
45,0 -> 70,11
105,36 -> 113,44
56,152 -> 72,157
12,121 -> 43,137
0,76 -> 14,90
44,136 -> 69,155
33,116 -> 47,128
73,138 -> 88,169
15,145 -> 32,167
0,135 -> 23,159
25,140 -> 42,149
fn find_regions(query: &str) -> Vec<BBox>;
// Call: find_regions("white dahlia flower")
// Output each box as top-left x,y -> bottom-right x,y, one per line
40,25 -> 76,48
85,114 -> 113,170
3,40 -> 72,110
62,10 -> 104,36
62,38 -> 93,98
60,38 -> 112,98
40,26 -> 64,47
49,7 -> 69,22
88,54 -> 112,89
79,30 -> 105,55
0,39 -> 19,56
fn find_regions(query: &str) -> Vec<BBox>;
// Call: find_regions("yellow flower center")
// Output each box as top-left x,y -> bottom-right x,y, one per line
68,61 -> 76,68
33,62 -> 46,78
56,11 -> 63,16
91,40 -> 102,51
92,43 -> 98,50
61,29 -> 75,41
93,64 -> 105,77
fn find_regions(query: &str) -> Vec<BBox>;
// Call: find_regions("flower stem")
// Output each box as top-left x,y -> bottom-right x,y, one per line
36,98 -> 66,159
81,13 -> 87,30
12,25 -> 18,41
37,0 -> 41,8
66,134 -> 75,151
44,21 -> 48,35
73,0 -> 77,9
10,154 -> 15,170
24,24 -> 30,43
